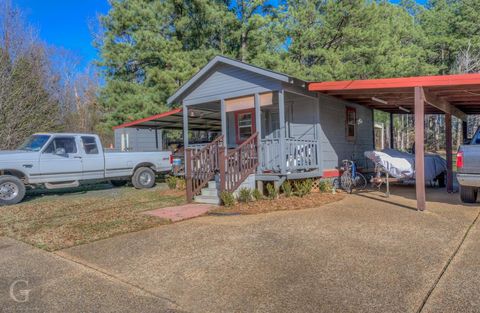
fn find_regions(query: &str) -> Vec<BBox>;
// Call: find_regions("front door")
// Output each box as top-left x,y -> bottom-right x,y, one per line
234,109 -> 256,144
39,136 -> 83,182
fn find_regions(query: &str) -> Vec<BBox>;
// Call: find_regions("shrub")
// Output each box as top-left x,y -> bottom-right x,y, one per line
281,181 -> 293,197
176,178 -> 186,190
266,183 -> 278,200
294,179 -> 313,197
238,187 -> 252,203
166,175 -> 177,190
220,191 -> 236,207
252,188 -> 263,201
318,179 -> 333,193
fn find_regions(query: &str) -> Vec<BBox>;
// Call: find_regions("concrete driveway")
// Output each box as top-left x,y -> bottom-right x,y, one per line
2,186 -> 480,312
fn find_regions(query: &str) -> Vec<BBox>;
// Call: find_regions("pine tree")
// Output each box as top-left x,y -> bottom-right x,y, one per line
282,0 -> 436,81
97,0 -> 236,128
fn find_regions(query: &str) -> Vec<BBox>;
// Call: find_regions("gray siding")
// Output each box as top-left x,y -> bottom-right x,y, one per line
114,128 -> 163,151
286,93 -> 318,140
317,94 -> 374,171
183,64 -> 281,105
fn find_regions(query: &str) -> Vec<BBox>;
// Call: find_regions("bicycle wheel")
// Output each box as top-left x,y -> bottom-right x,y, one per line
340,171 -> 353,193
353,173 -> 368,191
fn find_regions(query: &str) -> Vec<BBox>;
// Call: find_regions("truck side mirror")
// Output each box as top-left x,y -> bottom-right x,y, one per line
55,147 -> 67,156
464,138 -> 471,145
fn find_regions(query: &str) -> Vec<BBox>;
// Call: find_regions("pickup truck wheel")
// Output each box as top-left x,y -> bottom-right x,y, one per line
460,186 -> 478,203
132,167 -> 156,189
0,175 -> 26,205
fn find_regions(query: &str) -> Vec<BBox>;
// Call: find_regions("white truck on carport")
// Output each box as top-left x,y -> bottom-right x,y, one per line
457,127 -> 480,203
0,133 -> 172,205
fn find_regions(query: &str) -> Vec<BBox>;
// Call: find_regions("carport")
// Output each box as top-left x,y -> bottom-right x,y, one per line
113,107 -> 221,151
309,73 -> 480,211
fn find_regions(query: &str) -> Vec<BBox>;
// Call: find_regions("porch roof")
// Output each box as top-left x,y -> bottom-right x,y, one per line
113,108 -> 221,131
308,73 -> 480,118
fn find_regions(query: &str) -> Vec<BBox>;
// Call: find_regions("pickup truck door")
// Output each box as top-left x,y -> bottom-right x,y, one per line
80,136 -> 105,180
39,136 -> 83,182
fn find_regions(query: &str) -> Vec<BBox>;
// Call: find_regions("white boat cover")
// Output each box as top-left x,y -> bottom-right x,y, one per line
364,148 -> 447,181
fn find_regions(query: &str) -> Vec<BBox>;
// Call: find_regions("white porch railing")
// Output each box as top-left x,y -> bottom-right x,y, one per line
260,138 -> 319,173
187,143 -> 208,150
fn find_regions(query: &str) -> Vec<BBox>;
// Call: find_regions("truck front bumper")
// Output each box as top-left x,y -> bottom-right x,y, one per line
457,173 -> 480,187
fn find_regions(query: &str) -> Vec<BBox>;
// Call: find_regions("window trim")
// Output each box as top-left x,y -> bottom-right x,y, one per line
234,108 -> 256,144
346,107 -> 356,141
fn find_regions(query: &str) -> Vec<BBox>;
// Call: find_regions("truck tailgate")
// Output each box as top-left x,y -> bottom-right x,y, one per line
460,145 -> 480,174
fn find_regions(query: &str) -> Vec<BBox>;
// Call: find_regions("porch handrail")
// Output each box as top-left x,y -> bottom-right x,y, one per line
220,133 -> 259,193
186,135 -> 224,202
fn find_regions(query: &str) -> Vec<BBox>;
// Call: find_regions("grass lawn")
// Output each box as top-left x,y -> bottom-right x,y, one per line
0,184 -> 185,251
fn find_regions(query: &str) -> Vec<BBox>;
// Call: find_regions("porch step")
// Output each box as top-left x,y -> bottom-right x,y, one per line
194,195 -> 221,205
208,180 -> 217,189
194,181 -> 221,205
201,188 -> 218,197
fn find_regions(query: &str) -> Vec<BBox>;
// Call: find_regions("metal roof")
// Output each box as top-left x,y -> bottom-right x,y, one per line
308,73 -> 480,115
113,108 -> 221,131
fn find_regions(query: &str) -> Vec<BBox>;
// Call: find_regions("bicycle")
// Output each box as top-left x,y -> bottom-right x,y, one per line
338,159 -> 367,193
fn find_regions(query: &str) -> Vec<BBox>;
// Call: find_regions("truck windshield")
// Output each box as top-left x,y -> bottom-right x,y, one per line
18,135 -> 51,151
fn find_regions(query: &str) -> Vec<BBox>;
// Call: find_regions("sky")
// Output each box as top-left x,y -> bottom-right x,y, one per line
13,0 -> 428,71
14,0 -> 110,69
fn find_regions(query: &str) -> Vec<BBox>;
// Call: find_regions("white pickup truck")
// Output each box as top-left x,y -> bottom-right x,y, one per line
0,133 -> 172,205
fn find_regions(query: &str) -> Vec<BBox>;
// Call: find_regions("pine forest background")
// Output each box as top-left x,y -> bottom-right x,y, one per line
1,0 -> 480,152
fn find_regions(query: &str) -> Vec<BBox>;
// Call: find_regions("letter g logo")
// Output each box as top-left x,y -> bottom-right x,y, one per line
9,280 -> 30,303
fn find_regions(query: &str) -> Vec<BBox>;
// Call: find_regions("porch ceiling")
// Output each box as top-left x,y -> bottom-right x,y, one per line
308,73 -> 480,116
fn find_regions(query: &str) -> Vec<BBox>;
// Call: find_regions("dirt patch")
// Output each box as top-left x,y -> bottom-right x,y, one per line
0,186 -> 185,251
211,192 -> 345,215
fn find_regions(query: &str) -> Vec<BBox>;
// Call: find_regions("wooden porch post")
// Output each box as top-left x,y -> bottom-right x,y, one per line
221,99 -> 227,150
414,87 -> 426,211
278,89 -> 287,174
220,99 -> 227,192
183,105 -> 193,202
445,113 -> 453,193
254,93 -> 262,173
389,112 -> 394,149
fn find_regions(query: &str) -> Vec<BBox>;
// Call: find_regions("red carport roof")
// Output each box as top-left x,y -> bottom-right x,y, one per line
308,73 -> 480,115
113,107 -> 222,131
113,108 -> 183,129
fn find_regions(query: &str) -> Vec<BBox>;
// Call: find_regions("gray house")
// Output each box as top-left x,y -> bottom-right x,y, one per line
166,56 -> 374,203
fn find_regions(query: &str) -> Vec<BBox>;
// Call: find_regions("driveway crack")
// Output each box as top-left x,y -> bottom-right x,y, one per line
53,251 -> 184,311
417,208 -> 480,313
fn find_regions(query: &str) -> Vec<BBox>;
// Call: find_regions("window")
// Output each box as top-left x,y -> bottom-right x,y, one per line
346,107 -> 356,140
82,136 -> 99,154
235,109 -> 256,144
44,137 -> 77,154
18,135 -> 50,151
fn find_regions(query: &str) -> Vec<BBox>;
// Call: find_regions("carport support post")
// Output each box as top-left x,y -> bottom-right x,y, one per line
462,120 -> 468,142
414,87 -> 426,211
445,113 -> 453,193
389,112 -> 394,149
